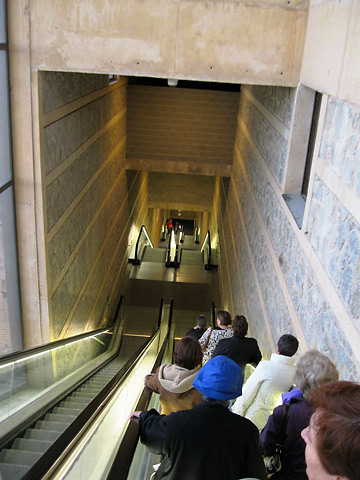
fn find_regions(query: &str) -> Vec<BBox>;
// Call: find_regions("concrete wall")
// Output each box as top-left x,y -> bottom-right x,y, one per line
217,84 -> 360,379
301,0 -> 360,107
41,72 -> 129,340
26,0 -> 308,87
148,172 -> 215,212
126,85 -> 239,176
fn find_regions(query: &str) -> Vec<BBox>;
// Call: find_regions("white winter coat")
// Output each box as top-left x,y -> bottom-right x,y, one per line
232,353 -> 296,430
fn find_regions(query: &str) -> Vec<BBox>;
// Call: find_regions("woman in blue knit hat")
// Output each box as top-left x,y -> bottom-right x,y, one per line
130,356 -> 267,480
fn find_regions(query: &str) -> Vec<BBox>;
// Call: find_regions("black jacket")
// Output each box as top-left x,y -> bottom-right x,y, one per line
185,327 -> 206,341
259,396 -> 313,480
212,336 -> 262,370
139,404 -> 267,480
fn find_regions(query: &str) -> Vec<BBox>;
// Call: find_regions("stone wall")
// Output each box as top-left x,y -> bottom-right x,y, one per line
41,72 -> 130,339
126,85 -> 239,176
217,85 -> 360,379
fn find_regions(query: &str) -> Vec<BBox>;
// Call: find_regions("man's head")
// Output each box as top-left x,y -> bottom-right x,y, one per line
277,334 -> 299,357
196,315 -> 207,328
193,355 -> 242,400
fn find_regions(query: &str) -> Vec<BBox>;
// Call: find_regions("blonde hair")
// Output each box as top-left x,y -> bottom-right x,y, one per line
294,350 -> 339,395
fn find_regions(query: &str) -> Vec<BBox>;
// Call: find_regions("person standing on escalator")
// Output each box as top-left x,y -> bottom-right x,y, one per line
144,336 -> 202,415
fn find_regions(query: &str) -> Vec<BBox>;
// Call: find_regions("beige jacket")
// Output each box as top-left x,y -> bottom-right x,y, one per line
145,363 -> 201,415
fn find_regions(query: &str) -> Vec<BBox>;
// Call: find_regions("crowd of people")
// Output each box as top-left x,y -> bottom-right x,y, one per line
130,311 -> 360,480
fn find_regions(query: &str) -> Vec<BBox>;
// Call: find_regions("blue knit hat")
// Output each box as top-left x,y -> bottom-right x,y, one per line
193,355 -> 242,400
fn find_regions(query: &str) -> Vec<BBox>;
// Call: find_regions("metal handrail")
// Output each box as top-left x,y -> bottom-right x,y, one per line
106,298 -> 174,480
0,296 -> 125,452
0,301 -> 123,367
132,225 -> 153,265
22,298 -> 166,480
201,229 -> 212,270
194,226 -> 200,244
211,301 -> 216,328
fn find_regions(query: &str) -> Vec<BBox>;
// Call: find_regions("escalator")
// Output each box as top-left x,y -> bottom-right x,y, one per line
0,297 -> 173,480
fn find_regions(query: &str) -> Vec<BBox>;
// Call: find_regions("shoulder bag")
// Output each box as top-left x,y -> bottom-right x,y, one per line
202,327 -> 214,352
263,402 -> 290,477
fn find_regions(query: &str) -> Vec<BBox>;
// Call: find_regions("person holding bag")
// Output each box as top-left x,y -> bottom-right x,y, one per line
259,350 -> 339,479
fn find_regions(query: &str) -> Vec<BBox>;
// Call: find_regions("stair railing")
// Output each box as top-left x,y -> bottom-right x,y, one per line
102,299 -> 174,480
128,225 -> 154,265
165,229 -> 179,268
194,226 -> 200,244
201,230 -> 212,270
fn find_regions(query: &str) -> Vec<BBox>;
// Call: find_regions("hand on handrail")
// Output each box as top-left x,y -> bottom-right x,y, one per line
129,411 -> 142,420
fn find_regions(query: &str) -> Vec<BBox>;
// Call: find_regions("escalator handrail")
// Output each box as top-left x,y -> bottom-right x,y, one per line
21,298 -> 166,480
0,298 -> 124,367
211,301 -> 216,328
106,298 -> 174,480
201,229 -> 212,269
134,225 -> 153,263
0,296 -> 125,452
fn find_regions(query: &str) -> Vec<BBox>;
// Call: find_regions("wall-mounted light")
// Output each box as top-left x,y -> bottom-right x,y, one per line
167,78 -> 178,87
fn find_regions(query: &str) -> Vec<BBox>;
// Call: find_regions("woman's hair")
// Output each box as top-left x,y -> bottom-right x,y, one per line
233,315 -> 248,337
173,336 -> 203,370
217,310 -> 232,326
307,381 -> 360,480
197,315 -> 207,328
294,350 -> 339,395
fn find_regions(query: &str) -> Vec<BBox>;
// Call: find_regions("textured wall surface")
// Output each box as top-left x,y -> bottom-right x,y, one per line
148,172 -> 215,212
217,86 -> 360,380
41,72 -> 129,339
28,0 -> 308,87
127,85 -> 239,176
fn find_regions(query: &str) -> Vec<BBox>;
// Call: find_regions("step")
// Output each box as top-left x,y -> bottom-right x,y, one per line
35,420 -> 68,433
0,462 -> 28,480
24,429 -> 60,442
44,413 -> 76,424
52,406 -> 82,416
12,437 -> 52,453
0,448 -> 41,466
71,391 -> 97,400
60,399 -> 88,410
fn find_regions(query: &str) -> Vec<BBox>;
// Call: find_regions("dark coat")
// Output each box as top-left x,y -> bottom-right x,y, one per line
212,336 -> 262,373
259,396 -> 313,480
140,404 -> 267,480
185,327 -> 206,341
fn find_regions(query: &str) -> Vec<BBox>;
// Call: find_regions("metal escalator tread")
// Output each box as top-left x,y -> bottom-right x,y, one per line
23,429 -> 60,442
0,354 -> 127,479
0,448 -> 42,466
0,462 -> 28,480
13,438 -> 53,453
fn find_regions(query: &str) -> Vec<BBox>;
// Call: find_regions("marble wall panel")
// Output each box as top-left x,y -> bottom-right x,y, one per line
44,87 -> 126,175
307,176 -> 360,326
320,97 -> 360,196
42,71 -> 109,113
48,153 -> 125,285
46,116 -> 126,231
238,94 -> 287,186
248,85 -> 296,129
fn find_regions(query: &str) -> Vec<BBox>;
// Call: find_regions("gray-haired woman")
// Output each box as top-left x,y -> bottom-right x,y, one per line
259,350 -> 339,480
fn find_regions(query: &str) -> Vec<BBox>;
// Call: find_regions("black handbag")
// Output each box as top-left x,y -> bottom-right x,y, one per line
263,402 -> 290,477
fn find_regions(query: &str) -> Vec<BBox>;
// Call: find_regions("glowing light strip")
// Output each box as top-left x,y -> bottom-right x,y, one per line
201,231 -> 210,252
0,330 -> 109,370
142,226 -> 154,248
